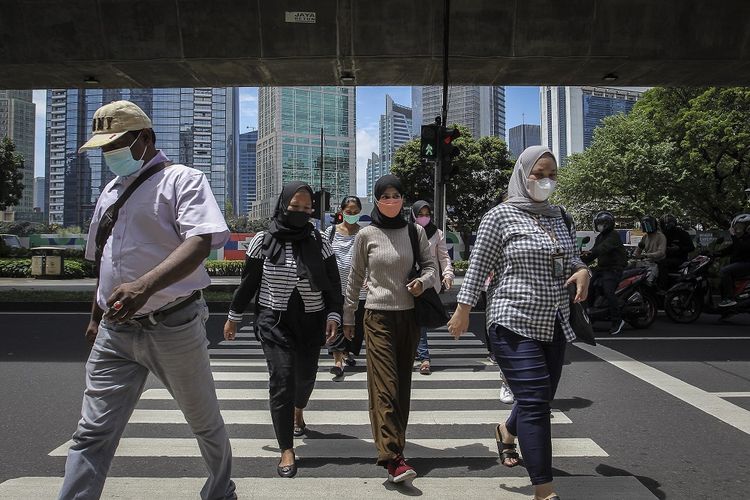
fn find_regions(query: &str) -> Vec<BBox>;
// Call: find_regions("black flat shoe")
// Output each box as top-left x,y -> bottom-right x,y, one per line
344,354 -> 357,366
277,461 -> 297,478
293,424 -> 307,437
329,365 -> 344,377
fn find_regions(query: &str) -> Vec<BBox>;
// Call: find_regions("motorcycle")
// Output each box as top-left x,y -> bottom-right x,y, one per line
586,261 -> 659,329
664,251 -> 750,323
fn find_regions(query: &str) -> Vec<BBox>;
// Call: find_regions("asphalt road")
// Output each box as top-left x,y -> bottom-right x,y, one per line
0,310 -> 748,499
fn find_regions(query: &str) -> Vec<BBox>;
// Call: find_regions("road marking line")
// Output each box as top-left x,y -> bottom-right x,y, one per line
210,358 -> 495,367
127,409 -> 572,425
596,336 -> 750,341
49,437 -> 605,458
211,370 -> 501,382
141,388 -> 501,400
575,343 -> 750,435
711,392 -> 750,398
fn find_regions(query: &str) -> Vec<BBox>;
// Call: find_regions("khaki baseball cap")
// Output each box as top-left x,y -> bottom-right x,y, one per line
78,100 -> 152,153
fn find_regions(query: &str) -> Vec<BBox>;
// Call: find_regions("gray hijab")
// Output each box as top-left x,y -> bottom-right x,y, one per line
504,145 -> 562,218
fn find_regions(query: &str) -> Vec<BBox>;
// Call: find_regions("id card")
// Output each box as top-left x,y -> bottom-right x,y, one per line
551,252 -> 566,278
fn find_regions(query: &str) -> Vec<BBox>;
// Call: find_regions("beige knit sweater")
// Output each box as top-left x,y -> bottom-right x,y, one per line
343,223 -> 437,325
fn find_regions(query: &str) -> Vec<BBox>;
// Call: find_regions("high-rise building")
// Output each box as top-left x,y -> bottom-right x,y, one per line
411,87 -> 423,138
540,86 -> 644,165
366,152 -> 381,202
0,90 -> 35,218
509,124 -> 542,159
33,177 -> 45,212
251,87 -> 356,219
417,86 -> 505,140
46,88 -> 238,226
373,95 -> 412,189
237,130 -> 258,216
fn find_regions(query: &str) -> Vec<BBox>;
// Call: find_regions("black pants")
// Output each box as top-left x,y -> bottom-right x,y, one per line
329,298 -> 366,356
256,291 -> 325,451
720,262 -> 750,299
592,269 -> 622,323
489,322 -> 566,485
658,258 -> 685,289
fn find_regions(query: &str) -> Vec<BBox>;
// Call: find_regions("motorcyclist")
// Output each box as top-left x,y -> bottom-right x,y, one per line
634,215 -> 666,284
717,213 -> 750,307
582,211 -> 628,334
658,214 -> 695,288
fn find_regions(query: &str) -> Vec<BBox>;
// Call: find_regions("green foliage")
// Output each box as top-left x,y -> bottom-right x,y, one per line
204,260 -> 245,276
554,87 -> 750,229
390,127 -> 514,255
0,258 -> 32,277
225,216 -> 270,233
452,260 -> 469,272
0,137 -> 25,211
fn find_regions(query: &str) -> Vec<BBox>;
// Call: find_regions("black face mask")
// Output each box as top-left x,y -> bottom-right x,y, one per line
283,210 -> 311,228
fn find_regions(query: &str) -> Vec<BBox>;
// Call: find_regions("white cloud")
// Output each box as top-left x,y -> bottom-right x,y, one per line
356,127 -> 378,196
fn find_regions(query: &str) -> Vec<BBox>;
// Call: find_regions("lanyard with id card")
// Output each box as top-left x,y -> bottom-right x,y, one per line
534,215 -> 567,279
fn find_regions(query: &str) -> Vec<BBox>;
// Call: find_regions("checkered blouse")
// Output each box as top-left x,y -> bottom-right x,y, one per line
456,204 -> 587,342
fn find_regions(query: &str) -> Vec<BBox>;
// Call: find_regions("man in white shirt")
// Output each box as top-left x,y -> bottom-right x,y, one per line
58,101 -> 236,500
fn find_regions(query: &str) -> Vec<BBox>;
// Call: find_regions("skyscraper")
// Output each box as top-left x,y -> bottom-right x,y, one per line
509,124 -> 542,159
369,95 -> 413,199
366,152 -> 381,202
46,88 -> 238,226
33,177 -> 45,213
0,90 -> 35,218
251,87 -> 356,219
540,86 -> 644,165
417,86 -> 505,140
237,130 -> 258,216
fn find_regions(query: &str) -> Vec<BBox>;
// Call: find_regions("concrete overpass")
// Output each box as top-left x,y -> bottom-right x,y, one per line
1,0 -> 749,89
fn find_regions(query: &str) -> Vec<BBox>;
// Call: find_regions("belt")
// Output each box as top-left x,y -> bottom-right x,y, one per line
132,290 -> 203,327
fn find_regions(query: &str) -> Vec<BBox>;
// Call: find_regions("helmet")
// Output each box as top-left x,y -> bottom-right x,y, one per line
660,214 -> 678,232
593,211 -> 615,233
731,213 -> 750,237
641,216 -> 658,234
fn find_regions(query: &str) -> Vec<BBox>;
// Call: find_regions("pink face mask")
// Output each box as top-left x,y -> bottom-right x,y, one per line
415,216 -> 431,227
376,198 -> 403,218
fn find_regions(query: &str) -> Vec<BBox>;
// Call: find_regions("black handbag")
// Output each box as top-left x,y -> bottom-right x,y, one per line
559,207 -> 596,346
407,224 -> 450,328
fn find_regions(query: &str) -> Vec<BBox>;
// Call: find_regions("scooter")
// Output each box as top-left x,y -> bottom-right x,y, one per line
586,263 -> 659,329
664,251 -> 750,323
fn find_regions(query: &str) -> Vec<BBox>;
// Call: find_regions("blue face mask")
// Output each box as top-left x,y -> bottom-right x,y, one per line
342,213 -> 361,225
103,132 -> 145,177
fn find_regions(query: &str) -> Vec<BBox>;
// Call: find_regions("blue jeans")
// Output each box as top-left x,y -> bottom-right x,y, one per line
416,327 -> 430,361
488,322 -> 566,485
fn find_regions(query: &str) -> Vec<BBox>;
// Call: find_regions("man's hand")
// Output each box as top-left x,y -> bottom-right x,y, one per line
85,319 -> 99,346
406,279 -> 424,297
224,320 -> 238,341
325,320 -> 339,344
447,303 -> 471,340
343,325 -> 355,340
104,279 -> 153,322
565,268 -> 591,303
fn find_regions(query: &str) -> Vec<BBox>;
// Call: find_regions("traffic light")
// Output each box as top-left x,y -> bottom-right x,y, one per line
420,124 -> 439,161
440,126 -> 461,179
312,189 -> 331,219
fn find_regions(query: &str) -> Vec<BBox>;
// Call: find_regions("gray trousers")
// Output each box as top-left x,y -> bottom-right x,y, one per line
58,298 -> 235,500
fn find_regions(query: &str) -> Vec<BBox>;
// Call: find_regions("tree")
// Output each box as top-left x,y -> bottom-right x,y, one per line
225,215 -> 270,233
554,87 -> 750,229
390,127 -> 514,258
0,137 -> 25,211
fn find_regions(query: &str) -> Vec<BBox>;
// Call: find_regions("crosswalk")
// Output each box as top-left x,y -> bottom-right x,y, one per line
0,327 -> 656,499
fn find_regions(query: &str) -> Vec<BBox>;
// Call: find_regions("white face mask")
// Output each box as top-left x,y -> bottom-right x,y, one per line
527,178 -> 557,202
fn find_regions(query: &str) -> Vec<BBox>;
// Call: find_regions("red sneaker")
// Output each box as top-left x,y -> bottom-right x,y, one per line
387,455 -> 417,483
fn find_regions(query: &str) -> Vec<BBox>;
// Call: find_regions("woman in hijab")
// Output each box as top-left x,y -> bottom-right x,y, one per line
343,175 -> 437,484
409,200 -> 454,375
223,181 -> 342,479
447,147 -> 590,500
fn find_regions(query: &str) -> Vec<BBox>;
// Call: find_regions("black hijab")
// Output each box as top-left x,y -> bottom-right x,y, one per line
263,181 -> 331,292
410,200 -> 438,239
370,175 -> 407,229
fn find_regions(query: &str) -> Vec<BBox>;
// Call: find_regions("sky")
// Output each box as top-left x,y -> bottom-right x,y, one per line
32,86 -> 541,195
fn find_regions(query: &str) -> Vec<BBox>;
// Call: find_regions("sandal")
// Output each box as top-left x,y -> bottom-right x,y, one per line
494,424 -> 520,467
344,353 -> 357,367
293,424 -> 307,437
419,360 -> 431,375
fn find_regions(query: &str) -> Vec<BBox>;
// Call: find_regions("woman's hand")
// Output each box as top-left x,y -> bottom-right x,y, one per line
325,320 -> 339,344
565,268 -> 591,303
406,279 -> 424,297
447,303 -> 471,340
223,320 -> 238,341
343,325 -> 355,340
442,276 -> 453,291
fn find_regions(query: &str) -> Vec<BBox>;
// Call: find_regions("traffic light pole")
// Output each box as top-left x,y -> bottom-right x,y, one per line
434,0 -> 451,231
